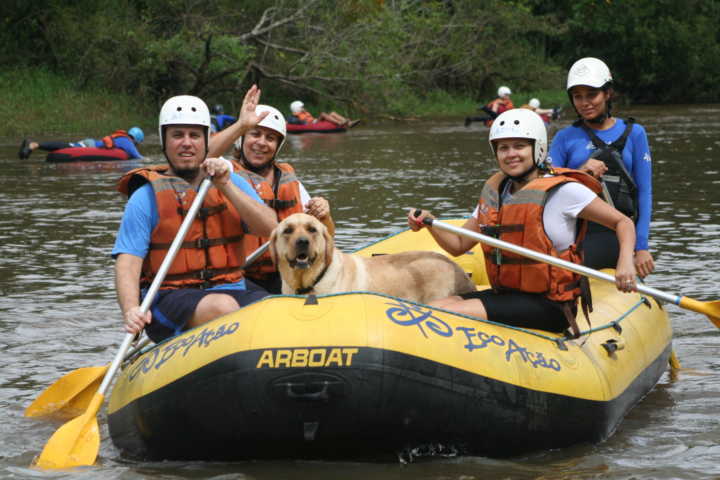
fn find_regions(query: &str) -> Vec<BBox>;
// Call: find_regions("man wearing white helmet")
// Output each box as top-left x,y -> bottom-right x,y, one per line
464,85 -> 515,127
549,57 -> 655,278
207,87 -> 334,293
287,99 -> 358,128
410,109 -> 637,335
112,86 -> 278,342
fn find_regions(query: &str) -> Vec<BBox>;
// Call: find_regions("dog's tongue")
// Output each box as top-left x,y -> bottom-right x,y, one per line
294,254 -> 310,269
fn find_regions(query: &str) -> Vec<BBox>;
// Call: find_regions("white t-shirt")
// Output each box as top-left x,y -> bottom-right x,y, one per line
298,182 -> 311,209
472,181 -> 597,252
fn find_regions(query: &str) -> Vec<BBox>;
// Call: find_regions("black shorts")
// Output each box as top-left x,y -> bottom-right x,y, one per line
459,289 -> 569,333
145,279 -> 269,342
583,224 -> 619,270
248,271 -> 282,294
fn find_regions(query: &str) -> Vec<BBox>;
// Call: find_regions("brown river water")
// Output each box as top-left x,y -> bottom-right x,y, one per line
1,104 -> 719,479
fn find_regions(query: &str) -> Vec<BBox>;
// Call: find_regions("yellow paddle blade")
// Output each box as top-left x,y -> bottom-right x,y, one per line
669,350 -> 682,370
25,365 -> 108,419
34,393 -> 104,470
678,298 -> 720,328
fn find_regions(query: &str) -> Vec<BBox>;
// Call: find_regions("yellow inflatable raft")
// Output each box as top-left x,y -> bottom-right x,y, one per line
107,221 -> 672,461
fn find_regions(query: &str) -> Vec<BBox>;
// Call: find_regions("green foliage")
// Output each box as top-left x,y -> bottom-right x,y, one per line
0,68 -> 153,137
550,0 -> 720,103
1,0 -> 718,131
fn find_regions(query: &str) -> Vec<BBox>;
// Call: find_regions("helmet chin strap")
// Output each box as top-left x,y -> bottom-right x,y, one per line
585,111 -> 608,125
242,157 -> 274,174
161,126 -> 209,168
508,162 -> 538,183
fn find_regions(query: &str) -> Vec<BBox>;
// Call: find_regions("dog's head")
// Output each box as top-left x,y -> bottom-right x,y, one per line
270,213 -> 334,272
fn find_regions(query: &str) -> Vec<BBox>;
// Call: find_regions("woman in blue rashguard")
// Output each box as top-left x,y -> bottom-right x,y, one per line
548,57 -> 655,278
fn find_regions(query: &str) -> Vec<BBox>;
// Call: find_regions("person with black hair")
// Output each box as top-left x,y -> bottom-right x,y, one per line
548,57 -> 655,278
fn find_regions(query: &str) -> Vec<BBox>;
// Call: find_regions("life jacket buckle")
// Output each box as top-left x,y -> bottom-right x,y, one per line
197,207 -> 211,220
195,238 -> 210,249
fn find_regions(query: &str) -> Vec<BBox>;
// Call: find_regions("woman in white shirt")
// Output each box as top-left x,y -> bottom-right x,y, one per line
408,109 -> 636,333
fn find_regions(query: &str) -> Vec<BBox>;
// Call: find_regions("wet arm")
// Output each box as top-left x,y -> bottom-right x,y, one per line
578,198 -> 637,289
115,253 -> 150,334
207,85 -> 265,158
219,182 -> 277,236
408,210 -> 478,256
305,196 -> 335,236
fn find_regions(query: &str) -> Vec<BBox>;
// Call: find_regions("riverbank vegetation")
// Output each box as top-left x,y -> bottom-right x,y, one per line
3,0 -> 718,136
2,69 -> 153,138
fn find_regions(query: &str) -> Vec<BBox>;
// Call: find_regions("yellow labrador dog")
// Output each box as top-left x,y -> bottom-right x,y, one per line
270,213 -> 475,303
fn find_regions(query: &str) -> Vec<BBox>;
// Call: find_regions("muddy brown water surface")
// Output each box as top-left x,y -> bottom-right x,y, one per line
1,105 -> 720,479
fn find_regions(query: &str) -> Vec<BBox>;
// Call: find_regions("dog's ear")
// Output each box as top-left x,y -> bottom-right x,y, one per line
269,226 -> 278,266
323,223 -> 334,265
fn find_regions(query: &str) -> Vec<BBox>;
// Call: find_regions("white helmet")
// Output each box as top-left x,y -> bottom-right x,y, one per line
234,104 -> 287,156
158,95 -> 211,150
489,108 -> 548,167
529,98 -> 541,109
566,57 -> 613,91
497,86 -> 512,97
290,100 -> 304,114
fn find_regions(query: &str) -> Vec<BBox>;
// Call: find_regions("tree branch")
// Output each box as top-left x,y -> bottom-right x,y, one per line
239,0 -> 322,41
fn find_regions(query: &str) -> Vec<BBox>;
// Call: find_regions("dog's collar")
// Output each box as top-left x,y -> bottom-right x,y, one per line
295,264 -> 329,295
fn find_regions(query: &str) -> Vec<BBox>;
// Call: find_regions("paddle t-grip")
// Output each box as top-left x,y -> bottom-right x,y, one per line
411,209 -> 433,226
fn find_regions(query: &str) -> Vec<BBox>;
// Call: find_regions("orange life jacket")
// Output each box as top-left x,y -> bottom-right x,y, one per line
475,167 -> 601,304
234,162 -> 303,279
484,98 -> 515,127
296,111 -> 315,124
117,165 -> 246,289
102,130 -> 130,149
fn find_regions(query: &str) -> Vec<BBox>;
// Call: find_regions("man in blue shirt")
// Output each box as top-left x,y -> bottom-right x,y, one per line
113,91 -> 277,342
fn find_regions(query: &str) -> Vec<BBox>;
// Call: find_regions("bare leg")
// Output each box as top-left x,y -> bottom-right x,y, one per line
320,112 -> 349,126
329,112 -> 349,125
428,296 -> 488,319
187,293 -> 240,328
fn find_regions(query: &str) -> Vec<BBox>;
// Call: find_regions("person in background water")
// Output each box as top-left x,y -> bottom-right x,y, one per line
548,57 -> 654,278
465,86 -> 515,127
521,98 -> 560,124
113,93 -> 277,343
210,104 -> 237,134
287,100 -> 359,128
18,127 -> 144,160
410,109 -> 637,336
209,86 -> 334,293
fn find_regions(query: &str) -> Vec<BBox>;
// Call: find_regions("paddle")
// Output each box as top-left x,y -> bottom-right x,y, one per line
421,216 -> 720,327
26,239 -> 271,421
33,177 -> 214,469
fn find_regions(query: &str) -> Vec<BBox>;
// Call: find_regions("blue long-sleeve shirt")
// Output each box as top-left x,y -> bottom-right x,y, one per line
94,136 -> 142,159
548,118 -> 653,251
210,114 -> 237,133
